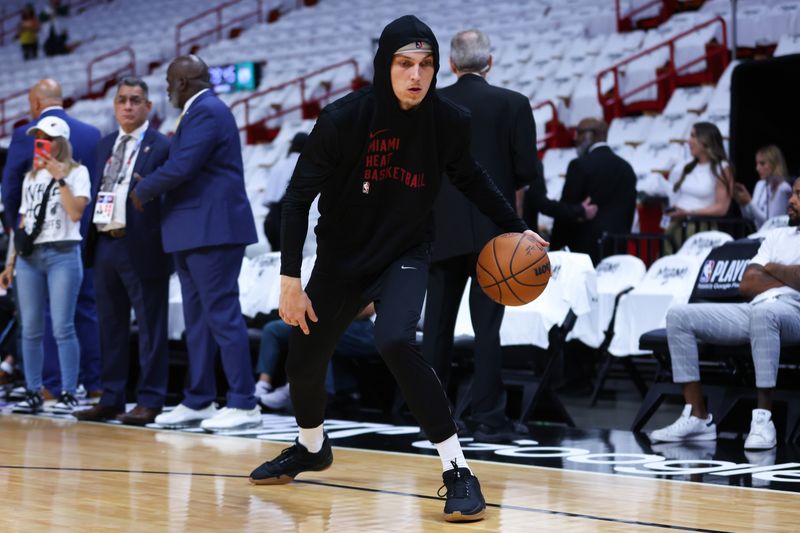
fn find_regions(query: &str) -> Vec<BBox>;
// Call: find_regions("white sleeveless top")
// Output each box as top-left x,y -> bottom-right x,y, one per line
668,160 -> 728,212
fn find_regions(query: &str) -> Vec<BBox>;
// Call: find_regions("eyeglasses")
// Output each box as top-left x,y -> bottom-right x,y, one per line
115,96 -> 146,106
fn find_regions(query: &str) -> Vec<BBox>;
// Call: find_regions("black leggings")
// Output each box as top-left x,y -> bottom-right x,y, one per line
286,243 -> 457,443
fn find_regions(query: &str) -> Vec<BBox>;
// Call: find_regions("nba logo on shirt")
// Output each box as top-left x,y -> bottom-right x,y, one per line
362,181 -> 370,194
699,260 -> 715,283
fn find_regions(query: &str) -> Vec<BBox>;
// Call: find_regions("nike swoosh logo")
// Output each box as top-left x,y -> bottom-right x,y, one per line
370,128 -> 389,139
400,265 -> 416,270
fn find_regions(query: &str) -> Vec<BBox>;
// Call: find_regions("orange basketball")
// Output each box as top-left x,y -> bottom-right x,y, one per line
476,233 -> 551,306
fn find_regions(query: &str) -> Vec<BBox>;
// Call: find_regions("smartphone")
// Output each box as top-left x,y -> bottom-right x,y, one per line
34,139 -> 52,169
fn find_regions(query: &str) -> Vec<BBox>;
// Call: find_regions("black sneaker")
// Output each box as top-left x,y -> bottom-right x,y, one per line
12,390 -> 44,414
249,435 -> 333,485
51,392 -> 79,414
438,461 -> 486,522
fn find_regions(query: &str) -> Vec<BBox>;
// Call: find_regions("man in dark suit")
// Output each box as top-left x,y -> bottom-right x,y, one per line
1,78 -> 102,397
550,118 -> 637,263
131,55 -> 260,432
423,29 -> 536,442
73,77 -> 172,426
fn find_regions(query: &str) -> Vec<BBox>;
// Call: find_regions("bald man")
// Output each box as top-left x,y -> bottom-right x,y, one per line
130,55 -> 259,432
549,117 -> 637,263
1,78 -> 103,397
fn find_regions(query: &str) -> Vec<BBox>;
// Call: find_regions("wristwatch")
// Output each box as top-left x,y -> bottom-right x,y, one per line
57,178 -> 66,187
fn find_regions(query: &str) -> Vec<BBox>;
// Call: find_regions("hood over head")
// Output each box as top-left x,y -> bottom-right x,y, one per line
372,15 -> 440,116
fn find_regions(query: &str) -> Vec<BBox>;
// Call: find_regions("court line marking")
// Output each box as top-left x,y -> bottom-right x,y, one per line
0,464 -> 730,533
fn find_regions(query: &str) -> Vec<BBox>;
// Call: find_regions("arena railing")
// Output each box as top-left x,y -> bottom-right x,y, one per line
0,88 -> 30,138
230,58 -> 366,144
175,0 -> 264,57
596,16 -> 728,121
615,0 -> 676,32
86,46 -> 136,97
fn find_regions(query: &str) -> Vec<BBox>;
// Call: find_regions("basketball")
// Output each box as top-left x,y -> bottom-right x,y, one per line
476,233 -> 551,306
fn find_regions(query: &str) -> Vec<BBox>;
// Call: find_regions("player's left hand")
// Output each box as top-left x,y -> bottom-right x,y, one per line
523,229 -> 549,247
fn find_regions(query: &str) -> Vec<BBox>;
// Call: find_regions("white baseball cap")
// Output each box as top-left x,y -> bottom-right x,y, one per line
26,116 -> 70,140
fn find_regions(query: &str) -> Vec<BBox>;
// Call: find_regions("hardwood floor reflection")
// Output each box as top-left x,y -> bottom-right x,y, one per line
0,415 -> 798,532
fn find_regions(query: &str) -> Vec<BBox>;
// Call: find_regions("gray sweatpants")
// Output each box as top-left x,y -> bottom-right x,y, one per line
665,296 -> 800,388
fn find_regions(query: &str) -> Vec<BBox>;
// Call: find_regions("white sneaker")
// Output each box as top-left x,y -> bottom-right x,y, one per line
259,383 -> 291,410
744,409 -> 777,450
649,404 -> 717,442
200,407 -> 262,432
255,380 -> 273,400
154,403 -> 218,429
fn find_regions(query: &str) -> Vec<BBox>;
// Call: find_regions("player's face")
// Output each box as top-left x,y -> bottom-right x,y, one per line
755,154 -> 773,180
114,85 -> 151,133
390,53 -> 434,110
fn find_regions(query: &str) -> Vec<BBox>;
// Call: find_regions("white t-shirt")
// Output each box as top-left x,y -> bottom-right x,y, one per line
748,225 -> 800,304
19,165 -> 91,245
668,160 -> 728,211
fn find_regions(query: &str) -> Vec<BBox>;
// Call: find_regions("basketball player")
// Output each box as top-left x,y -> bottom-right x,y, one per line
249,15 -> 546,522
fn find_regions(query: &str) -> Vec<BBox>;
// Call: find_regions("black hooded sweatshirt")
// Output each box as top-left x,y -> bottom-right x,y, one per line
280,15 -> 528,282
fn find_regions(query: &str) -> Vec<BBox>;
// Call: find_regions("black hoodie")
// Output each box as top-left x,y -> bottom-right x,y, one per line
280,15 -> 528,282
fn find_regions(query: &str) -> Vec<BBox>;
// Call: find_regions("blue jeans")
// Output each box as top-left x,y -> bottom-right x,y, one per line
16,242 -> 83,394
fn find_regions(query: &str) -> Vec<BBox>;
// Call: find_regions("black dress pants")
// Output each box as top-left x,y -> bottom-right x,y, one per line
422,253 -> 507,428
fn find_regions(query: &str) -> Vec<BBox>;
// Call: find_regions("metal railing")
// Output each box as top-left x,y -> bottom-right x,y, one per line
86,46 -> 136,96
596,16 -> 728,120
0,88 -> 31,138
230,58 -> 362,142
615,0 -> 674,32
175,0 -> 263,57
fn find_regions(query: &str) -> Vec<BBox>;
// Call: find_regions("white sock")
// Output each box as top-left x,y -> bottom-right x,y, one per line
0,361 -> 12,374
298,423 -> 325,453
434,433 -> 471,473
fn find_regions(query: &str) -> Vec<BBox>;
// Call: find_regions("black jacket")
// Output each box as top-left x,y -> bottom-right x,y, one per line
280,15 -> 526,282
550,144 -> 637,262
432,74 -> 537,261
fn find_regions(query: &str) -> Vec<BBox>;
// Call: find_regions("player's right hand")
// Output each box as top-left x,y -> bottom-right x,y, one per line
279,275 -> 318,335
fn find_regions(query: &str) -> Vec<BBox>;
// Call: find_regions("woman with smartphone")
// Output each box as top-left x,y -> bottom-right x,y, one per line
0,116 -> 90,414
733,145 -> 792,229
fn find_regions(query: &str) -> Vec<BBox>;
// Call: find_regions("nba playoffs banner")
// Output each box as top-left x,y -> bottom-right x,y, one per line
692,238 -> 761,300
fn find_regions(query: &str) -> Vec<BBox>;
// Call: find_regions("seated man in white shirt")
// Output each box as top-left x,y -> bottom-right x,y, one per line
650,177 -> 800,450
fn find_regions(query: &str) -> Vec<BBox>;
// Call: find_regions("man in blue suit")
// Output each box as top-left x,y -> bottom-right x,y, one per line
1,79 -> 102,397
131,55 -> 260,431
74,77 -> 172,426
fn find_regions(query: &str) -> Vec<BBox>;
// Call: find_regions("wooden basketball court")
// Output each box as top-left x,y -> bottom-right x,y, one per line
1,415 -> 797,532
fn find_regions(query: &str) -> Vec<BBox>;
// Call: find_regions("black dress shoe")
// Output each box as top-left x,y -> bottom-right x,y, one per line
73,404 -> 122,421
117,405 -> 161,426
473,422 -> 529,444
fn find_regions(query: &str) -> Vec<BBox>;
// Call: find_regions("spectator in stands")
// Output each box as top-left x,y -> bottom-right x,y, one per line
40,0 -> 69,56
665,122 -> 733,247
0,116 -> 90,414
262,132 -> 308,251
733,145 -> 792,229
1,79 -> 102,401
549,118 -> 636,264
255,303 -> 376,410
249,16 -> 546,522
650,177 -> 800,450
17,4 -> 40,61
424,29 -> 536,443
73,78 -> 172,426
130,55 -> 260,432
